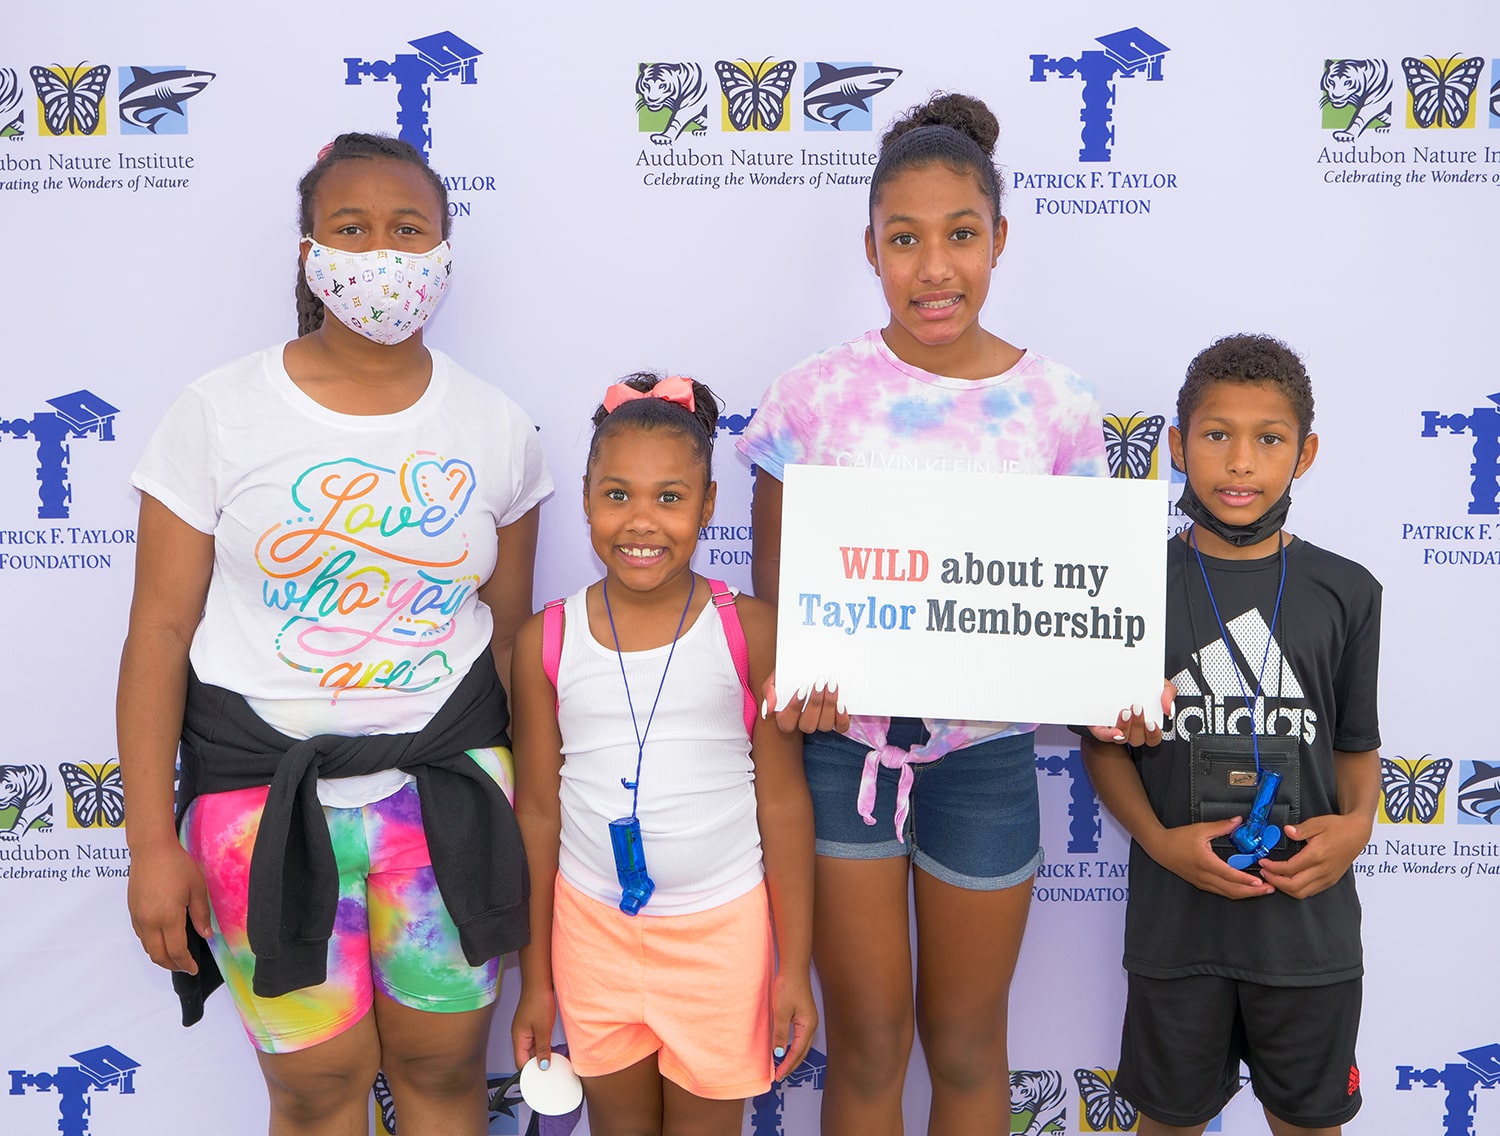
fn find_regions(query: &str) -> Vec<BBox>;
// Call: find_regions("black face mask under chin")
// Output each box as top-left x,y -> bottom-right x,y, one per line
1176,479 -> 1293,548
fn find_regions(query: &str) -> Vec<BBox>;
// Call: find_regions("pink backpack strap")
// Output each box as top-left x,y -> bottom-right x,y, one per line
708,579 -> 757,736
542,598 -> 566,710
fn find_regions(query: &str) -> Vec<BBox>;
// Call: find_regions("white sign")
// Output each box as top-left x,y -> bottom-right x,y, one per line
776,465 -> 1168,727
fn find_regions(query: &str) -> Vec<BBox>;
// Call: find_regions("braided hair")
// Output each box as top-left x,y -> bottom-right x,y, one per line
588,373 -> 722,487
294,133 -> 450,337
869,92 -> 1004,224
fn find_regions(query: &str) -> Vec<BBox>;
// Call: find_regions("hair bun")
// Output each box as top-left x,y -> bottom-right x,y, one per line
882,92 -> 999,158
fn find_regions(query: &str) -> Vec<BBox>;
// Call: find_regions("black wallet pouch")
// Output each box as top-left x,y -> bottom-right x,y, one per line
1189,733 -> 1303,863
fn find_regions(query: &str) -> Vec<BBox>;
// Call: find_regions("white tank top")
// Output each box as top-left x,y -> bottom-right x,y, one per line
555,585 -> 763,915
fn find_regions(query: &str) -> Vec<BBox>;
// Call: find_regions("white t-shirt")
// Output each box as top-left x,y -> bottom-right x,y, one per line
133,345 -> 552,805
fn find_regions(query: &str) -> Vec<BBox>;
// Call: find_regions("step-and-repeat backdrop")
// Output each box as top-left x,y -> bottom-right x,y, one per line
5,2 -> 1499,1133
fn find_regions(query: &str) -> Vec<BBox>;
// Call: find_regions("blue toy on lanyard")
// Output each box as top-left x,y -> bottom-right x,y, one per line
1227,770 -> 1284,870
602,573 -> 696,916
609,817 -> 655,915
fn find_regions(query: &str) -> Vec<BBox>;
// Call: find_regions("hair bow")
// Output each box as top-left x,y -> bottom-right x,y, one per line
602,374 -> 696,413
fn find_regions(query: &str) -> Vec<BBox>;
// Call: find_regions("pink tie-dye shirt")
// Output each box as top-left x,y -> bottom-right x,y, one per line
738,329 -> 1107,835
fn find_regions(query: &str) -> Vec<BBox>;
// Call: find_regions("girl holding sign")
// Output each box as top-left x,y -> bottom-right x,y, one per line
740,93 -> 1141,1131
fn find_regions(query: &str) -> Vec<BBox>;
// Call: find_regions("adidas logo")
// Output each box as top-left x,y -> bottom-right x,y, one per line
1163,608 -> 1319,744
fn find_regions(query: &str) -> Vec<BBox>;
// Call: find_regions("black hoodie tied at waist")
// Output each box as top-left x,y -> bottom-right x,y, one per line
170,649 -> 529,1026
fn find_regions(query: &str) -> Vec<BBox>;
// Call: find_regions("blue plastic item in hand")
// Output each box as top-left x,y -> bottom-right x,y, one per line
1227,770 -> 1283,871
609,816 -> 656,915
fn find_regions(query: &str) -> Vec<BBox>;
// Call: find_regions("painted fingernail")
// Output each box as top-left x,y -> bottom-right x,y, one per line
1145,718 -> 1158,732
539,1058 -> 550,1071
837,699 -> 847,715
1169,700 -> 1177,718
761,698 -> 770,720
1112,733 -> 1126,743
774,1046 -> 786,1059
1131,703 -> 1144,716
796,685 -> 808,701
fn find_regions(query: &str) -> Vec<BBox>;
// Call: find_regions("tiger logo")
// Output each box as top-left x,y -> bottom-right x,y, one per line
1010,1068 -> 1066,1135
0,764 -> 53,840
637,62 -> 708,145
1321,58 -> 1393,141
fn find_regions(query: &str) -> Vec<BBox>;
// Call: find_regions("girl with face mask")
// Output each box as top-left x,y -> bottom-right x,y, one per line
118,133 -> 551,1135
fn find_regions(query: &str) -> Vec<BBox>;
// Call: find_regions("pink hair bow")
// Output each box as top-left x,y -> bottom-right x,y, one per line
603,374 -> 695,413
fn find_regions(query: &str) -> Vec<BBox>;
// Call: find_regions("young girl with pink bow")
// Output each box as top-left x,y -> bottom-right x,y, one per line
510,374 -> 816,1136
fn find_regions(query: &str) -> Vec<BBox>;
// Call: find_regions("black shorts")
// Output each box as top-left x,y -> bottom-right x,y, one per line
1116,972 -> 1363,1129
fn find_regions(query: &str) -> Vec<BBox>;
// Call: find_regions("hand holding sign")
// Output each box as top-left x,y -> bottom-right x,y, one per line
762,670 -> 851,735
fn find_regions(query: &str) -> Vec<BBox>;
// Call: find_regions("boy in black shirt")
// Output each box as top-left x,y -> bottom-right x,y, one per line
1082,335 -> 1381,1135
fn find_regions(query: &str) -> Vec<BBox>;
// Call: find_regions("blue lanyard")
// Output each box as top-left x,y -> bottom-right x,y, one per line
602,573 -> 696,820
1190,531 -> 1287,775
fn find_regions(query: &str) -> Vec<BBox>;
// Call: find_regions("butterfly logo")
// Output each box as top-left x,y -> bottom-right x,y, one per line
0,69 -> 23,139
716,58 -> 797,132
31,62 -> 112,137
1379,755 -> 1452,824
1074,1067 -> 1138,1132
1402,55 -> 1484,129
372,1071 -> 397,1134
1103,413 -> 1165,480
59,762 -> 124,828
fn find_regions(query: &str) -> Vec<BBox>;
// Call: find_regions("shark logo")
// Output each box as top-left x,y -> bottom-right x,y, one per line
802,62 -> 902,131
1030,27 -> 1169,161
7,1045 -> 139,1136
344,31 -> 482,159
1457,761 -> 1500,825
1165,608 -> 1316,745
1397,1042 -> 1500,1136
117,66 -> 215,134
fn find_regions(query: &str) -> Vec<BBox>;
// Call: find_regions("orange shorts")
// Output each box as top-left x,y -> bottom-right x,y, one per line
552,872 -> 774,1100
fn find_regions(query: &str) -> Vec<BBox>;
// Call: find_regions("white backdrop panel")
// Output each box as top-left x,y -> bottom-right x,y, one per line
4,2 -> 1499,1133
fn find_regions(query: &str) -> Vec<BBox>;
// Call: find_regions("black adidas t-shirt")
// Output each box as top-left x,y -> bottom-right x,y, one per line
1123,535 -> 1381,986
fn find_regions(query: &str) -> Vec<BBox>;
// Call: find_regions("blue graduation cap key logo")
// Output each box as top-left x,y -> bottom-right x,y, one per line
8,1044 -> 141,1136
1,389 -> 120,519
344,31 -> 484,158
1030,27 -> 1170,162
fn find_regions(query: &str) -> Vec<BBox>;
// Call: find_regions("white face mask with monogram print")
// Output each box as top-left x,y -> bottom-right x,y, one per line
301,237 -> 452,346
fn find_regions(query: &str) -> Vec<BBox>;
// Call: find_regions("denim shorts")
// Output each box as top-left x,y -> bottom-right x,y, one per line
803,729 -> 1042,890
